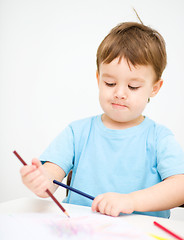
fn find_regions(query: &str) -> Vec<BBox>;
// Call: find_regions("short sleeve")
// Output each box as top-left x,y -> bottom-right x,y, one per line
39,126 -> 74,176
157,132 -> 184,180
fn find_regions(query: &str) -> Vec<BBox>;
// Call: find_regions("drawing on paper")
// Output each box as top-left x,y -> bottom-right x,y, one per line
0,213 -> 151,240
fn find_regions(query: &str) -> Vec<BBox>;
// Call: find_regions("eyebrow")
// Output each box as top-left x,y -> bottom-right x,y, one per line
101,73 -> 116,78
101,73 -> 145,82
129,78 -> 145,83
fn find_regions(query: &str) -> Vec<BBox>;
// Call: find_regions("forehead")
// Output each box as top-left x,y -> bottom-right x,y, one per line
99,57 -> 156,81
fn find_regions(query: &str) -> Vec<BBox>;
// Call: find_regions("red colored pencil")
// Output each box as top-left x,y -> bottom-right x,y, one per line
13,150 -> 70,218
153,221 -> 184,240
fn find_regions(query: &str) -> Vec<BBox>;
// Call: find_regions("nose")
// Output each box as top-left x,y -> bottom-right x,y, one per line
114,86 -> 127,99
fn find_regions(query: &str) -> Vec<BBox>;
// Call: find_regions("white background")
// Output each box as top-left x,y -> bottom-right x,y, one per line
1,0 -> 184,203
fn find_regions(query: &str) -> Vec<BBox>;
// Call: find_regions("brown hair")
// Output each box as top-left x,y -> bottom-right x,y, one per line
96,22 -> 167,81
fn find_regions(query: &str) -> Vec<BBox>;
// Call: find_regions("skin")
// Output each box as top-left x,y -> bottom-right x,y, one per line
96,57 -> 162,130
20,57 -> 184,216
20,159 -> 65,198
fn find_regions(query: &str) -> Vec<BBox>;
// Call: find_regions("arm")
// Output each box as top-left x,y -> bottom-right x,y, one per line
20,159 -> 65,198
92,174 -> 184,217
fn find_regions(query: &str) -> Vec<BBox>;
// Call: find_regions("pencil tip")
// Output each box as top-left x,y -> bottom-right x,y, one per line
65,211 -> 70,218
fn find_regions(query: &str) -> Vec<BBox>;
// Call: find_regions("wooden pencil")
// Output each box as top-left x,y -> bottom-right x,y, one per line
53,179 -> 95,200
153,221 -> 184,240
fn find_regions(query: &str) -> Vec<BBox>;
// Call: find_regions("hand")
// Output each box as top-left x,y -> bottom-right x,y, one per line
20,158 -> 50,198
91,192 -> 134,217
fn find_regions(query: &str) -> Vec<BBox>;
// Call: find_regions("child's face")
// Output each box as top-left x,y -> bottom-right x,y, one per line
97,57 -> 163,128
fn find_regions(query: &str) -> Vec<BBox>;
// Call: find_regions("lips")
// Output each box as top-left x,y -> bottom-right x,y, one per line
112,102 -> 128,109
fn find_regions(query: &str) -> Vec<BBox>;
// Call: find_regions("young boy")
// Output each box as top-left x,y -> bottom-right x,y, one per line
20,22 -> 184,218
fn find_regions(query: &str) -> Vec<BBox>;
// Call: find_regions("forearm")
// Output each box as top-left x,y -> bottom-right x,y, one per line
43,162 -> 66,195
130,174 -> 184,212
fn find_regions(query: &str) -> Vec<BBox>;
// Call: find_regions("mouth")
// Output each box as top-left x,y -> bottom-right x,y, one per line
111,103 -> 128,109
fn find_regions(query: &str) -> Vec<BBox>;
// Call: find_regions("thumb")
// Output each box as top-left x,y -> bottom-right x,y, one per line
32,158 -> 42,168
91,194 -> 104,212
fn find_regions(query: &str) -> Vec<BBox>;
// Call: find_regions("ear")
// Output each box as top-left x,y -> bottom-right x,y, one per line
96,70 -> 100,86
150,79 -> 163,97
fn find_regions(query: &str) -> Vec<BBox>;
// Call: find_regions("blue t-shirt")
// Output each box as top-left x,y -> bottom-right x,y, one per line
40,115 -> 184,218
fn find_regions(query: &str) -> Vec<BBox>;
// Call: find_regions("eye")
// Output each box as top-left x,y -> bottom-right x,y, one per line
105,82 -> 116,87
128,85 -> 140,90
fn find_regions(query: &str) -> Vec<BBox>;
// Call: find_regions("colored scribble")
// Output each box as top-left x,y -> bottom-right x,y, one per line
0,213 -> 152,240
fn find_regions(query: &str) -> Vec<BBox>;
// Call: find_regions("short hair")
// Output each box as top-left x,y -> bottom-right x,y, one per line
96,22 -> 167,81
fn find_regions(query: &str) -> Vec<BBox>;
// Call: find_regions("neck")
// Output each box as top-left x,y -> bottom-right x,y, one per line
101,114 -> 145,130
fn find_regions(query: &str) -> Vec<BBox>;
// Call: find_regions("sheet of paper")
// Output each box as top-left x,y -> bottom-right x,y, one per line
0,213 -> 152,240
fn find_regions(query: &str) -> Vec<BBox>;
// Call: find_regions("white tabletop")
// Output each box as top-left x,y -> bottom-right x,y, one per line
0,197 -> 183,239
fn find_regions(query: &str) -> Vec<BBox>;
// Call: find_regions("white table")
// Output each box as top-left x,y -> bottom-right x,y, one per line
0,197 -> 183,239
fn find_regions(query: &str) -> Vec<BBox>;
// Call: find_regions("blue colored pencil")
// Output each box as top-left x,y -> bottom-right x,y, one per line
53,180 -> 95,201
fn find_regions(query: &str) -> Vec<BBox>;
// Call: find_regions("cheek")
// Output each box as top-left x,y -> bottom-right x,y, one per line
99,86 -> 111,100
130,92 -> 149,108
132,87 -> 151,101
98,88 -> 105,105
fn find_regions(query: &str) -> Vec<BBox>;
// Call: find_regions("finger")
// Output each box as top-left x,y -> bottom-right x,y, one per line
31,174 -> 47,189
32,176 -> 49,194
22,169 -> 41,185
98,199 -> 107,214
110,208 -> 120,217
29,178 -> 49,197
91,194 -> 104,212
104,203 -> 112,216
32,158 -> 46,177
32,158 -> 42,168
20,165 -> 36,177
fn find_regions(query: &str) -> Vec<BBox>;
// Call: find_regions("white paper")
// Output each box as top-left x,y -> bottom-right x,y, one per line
0,213 -> 152,240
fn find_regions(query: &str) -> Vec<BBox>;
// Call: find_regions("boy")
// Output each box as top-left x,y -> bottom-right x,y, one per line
20,22 -> 184,218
